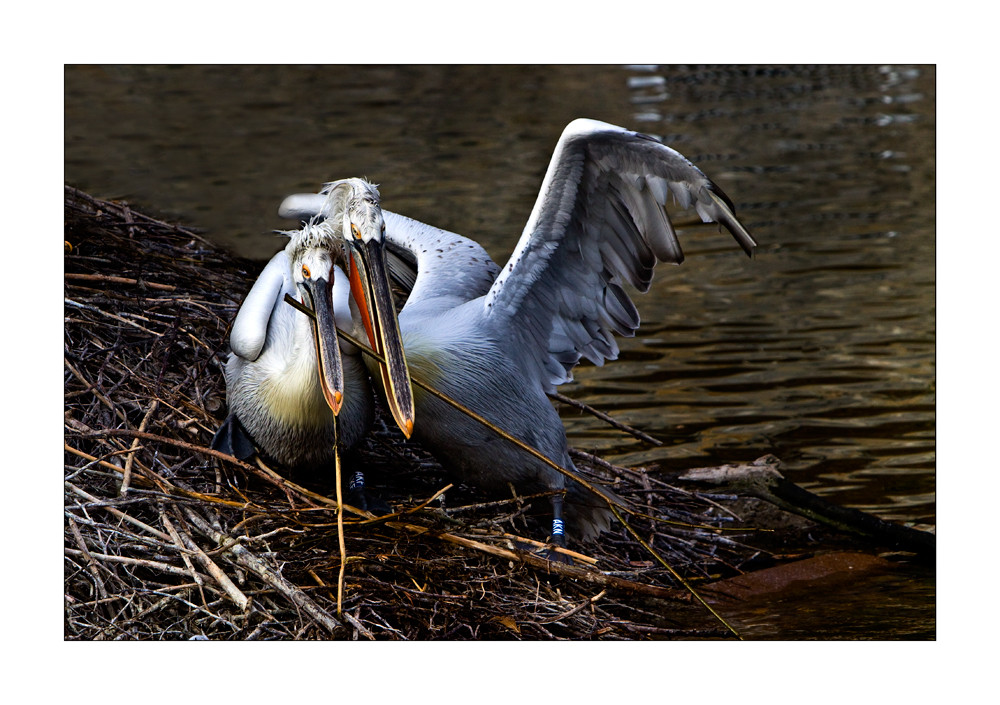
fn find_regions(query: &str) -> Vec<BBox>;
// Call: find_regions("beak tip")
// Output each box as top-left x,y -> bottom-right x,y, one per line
403,418 -> 414,439
325,389 -> 344,416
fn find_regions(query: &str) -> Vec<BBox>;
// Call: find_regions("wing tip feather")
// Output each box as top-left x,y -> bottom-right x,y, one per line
706,181 -> 757,258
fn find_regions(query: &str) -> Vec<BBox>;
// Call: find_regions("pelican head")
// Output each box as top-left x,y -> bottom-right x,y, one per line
285,220 -> 348,417
323,178 -> 416,438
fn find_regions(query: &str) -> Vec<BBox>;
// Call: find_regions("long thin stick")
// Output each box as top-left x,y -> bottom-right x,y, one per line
548,391 -> 662,446
65,272 -> 178,292
159,510 -> 207,598
64,548 -> 212,580
334,426 -> 346,615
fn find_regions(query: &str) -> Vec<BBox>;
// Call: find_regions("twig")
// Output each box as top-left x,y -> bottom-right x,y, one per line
121,399 -> 159,496
549,391 -> 663,446
65,272 -> 178,292
64,548 -> 212,580
340,610 -> 376,641
334,430 -> 347,616
537,590 -> 607,624
180,507 -> 343,635
65,298 -> 163,336
496,532 -> 600,566
353,484 -> 453,526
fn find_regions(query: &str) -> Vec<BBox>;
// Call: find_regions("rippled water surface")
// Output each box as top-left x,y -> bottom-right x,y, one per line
65,65 -> 936,637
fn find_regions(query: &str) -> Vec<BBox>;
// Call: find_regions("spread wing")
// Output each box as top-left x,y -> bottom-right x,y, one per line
483,118 -> 756,389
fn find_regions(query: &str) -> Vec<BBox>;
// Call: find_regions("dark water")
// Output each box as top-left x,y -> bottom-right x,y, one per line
716,564 -> 936,640
64,65 -> 935,638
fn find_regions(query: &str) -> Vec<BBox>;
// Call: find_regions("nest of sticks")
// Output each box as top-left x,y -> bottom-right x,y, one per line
63,185 -> 779,640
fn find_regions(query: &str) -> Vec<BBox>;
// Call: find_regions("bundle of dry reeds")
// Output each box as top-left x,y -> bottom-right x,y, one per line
63,185 -> 768,640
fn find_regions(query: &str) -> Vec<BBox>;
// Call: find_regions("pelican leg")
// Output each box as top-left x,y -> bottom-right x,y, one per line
342,459 -> 391,515
550,492 -> 567,548
345,468 -> 369,511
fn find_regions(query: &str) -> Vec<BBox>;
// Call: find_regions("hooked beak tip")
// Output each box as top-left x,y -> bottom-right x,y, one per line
322,386 -> 343,416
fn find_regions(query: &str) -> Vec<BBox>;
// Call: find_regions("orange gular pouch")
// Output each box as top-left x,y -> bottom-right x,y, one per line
349,254 -> 377,351
347,248 -> 414,438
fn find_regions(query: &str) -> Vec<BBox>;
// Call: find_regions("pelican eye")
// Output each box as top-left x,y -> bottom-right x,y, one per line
301,265 -> 311,279
351,223 -> 361,240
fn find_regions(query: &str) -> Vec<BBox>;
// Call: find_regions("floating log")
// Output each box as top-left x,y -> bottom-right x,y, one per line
679,455 -> 935,560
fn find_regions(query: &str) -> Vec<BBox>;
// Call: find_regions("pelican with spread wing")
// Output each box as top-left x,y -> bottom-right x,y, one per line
280,118 -> 756,544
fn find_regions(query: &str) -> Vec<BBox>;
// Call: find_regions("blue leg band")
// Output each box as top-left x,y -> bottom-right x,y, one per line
551,518 -> 565,537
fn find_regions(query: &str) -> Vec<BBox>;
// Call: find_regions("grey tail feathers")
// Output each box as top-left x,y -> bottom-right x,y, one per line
565,479 -> 621,542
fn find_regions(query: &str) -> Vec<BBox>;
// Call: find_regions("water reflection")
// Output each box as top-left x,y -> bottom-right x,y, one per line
723,567 -> 936,640
64,64 -> 935,527
593,65 -> 935,528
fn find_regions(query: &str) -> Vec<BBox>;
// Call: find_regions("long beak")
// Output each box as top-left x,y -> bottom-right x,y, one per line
303,275 -> 345,416
348,238 -> 415,438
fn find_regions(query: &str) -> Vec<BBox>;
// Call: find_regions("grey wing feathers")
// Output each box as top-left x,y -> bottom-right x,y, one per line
229,251 -> 293,361
382,211 -> 501,310
484,118 -> 755,390
384,241 -> 418,294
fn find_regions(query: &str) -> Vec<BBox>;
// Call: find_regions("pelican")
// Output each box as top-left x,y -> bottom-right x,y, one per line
213,181 -> 415,501
280,118 -> 757,544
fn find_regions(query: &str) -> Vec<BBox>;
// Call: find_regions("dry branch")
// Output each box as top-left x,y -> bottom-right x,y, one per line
679,456 -> 935,559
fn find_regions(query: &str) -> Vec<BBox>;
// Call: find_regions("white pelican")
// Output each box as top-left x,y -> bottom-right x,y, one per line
281,118 -> 757,544
213,181 -> 415,503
